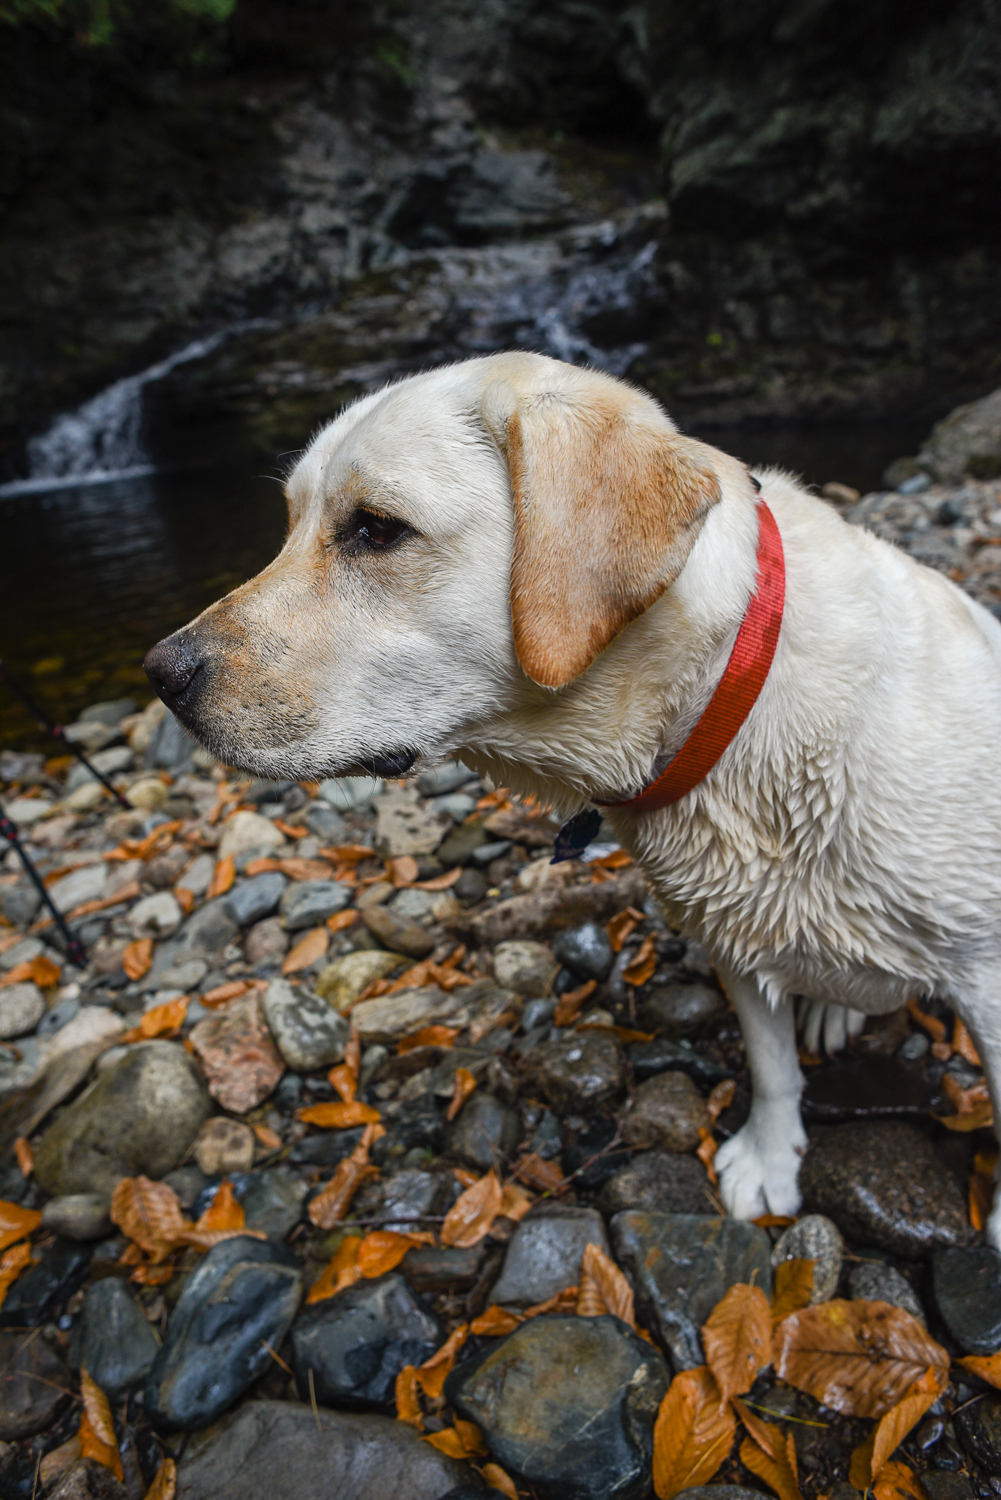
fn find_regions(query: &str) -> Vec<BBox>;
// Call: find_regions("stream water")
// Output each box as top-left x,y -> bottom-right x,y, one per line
0,338 -> 929,750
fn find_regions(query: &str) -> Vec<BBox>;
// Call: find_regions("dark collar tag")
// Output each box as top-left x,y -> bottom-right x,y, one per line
552,806 -> 602,864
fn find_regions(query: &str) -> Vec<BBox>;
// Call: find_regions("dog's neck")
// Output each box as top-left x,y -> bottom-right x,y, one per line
457,480 -> 762,815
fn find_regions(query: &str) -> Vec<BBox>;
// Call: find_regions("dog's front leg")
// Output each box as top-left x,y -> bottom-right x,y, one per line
713,961 -> 807,1219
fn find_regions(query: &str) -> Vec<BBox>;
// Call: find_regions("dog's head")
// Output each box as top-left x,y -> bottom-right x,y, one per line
144,352 -> 721,780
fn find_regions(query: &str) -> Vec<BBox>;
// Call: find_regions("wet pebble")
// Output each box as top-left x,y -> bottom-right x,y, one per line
639,982 -> 725,1034
490,1204 -> 609,1307
241,1167 -> 308,1240
610,1212 -> 771,1369
245,917 -> 290,967
528,1107 -> 563,1159
380,1168 -> 451,1231
621,1071 -> 711,1153
280,879 -> 352,931
262,977 -> 349,1071
492,940 -> 559,997
218,811 -> 285,860
848,1260 -> 926,1324
224,873 -> 287,927
799,1122 -> 971,1257
447,1091 -> 520,1172
0,1330 -> 70,1439
75,1278 -> 159,1399
291,1128 -> 366,1167
933,1245 -> 1001,1352
145,1235 -> 302,1431
402,1243 -> 486,1294
552,923 -> 614,981
315,950 -> 403,1011
598,1152 -> 715,1217
0,982 -> 45,1039
957,1394 -> 1001,1476
454,868 -> 489,904
627,1037 -> 730,1087
40,1193 -> 112,1241
292,1272 -> 441,1408
190,992 -> 285,1113
771,1214 -> 843,1302
128,891 -> 184,939
193,1117 -> 256,1176
0,1238 -> 91,1328
448,1314 -> 668,1500
362,904 -> 435,957
523,1030 -> 626,1114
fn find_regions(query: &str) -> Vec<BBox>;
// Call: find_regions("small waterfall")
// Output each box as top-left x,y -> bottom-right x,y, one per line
0,332 -> 228,497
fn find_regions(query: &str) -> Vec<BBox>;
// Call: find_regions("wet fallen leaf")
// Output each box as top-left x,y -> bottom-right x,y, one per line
606,907 -> 644,952
200,979 -> 252,1008
13,1137 -> 32,1177
707,1079 -> 736,1121
905,999 -> 946,1043
498,1181 -> 534,1222
122,937 -> 154,981
873,1460 -> 928,1500
740,1428 -> 801,1500
253,1123 -> 282,1151
195,1178 -> 244,1233
142,1456 -> 177,1500
653,1365 -> 735,1500
936,1100 -> 994,1131
398,1025 -> 461,1053
960,1351 -> 1001,1388
206,854 -> 236,898
849,1368 -> 946,1490
513,1152 -> 565,1193
344,1023 -> 361,1081
0,1241 -> 33,1310
30,953 -> 61,987
753,1215 -> 797,1230
970,1171 -> 993,1231
773,1300 -> 950,1417
0,1199 -> 41,1254
447,1066 -> 478,1121
589,848 -> 633,870
576,1241 -> 636,1327
78,1409 -> 124,1481
623,934 -> 657,986
174,886 -> 195,915
441,1169 -> 503,1248
299,1100 -> 382,1128
553,979 -> 597,1026
111,1176 -> 189,1261
482,1463 -> 519,1498
523,1286 -> 580,1318
326,908 -> 359,932
702,1282 -> 772,1405
282,926 -> 329,975
276,858 -> 337,882
308,1123 -> 383,1229
697,1129 -> 718,1184
954,1018 -> 982,1067
943,1072 -> 991,1115
395,1365 -> 423,1429
415,1323 -> 470,1398
357,1229 -> 435,1279
328,1062 -> 357,1102
387,855 -> 419,886
306,1234 -> 363,1303
123,996 -> 188,1042
771,1260 -> 816,1321
413,866 -> 463,891
453,1167 -> 479,1189
425,1422 -> 488,1460
0,960 -> 34,989
79,1369 -> 123,1480
471,1305 -> 523,1336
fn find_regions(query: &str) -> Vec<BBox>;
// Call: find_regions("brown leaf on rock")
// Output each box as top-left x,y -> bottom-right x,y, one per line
906,999 -> 946,1043
299,1100 -> 382,1128
702,1283 -> 772,1404
937,1101 -> 994,1132
143,1456 -> 177,1500
306,1234 -> 363,1304
498,1181 -> 534,1223
697,1129 -> 718,1185
482,1463 -> 519,1499
122,937 -> 154,981
344,1023 -> 361,1081
553,979 -> 597,1027
14,1138 -> 32,1178
200,979 -> 252,1008
471,1305 -> 524,1337
577,1241 -> 636,1328
194,1179 -> 245,1233
395,1365 -> 423,1429
606,907 -> 644,952
707,1079 -> 736,1121
357,1229 -> 435,1279
282,926 -> 329,975
78,1409 -> 124,1481
873,1461 -> 928,1500
961,1352 -> 1001,1388
446,1067 -> 477,1121
425,1423 -> 488,1460
122,996 -> 188,1042
80,1368 -> 117,1447
773,1300 -> 950,1418
328,1062 -> 357,1102
415,1323 -> 470,1399
771,1260 -> 816,1321
653,1365 -> 735,1500
524,1286 -> 580,1318
111,1176 -> 188,1261
206,854 -> 236,898
31,953 -> 62,988
327,908 -> 359,933
441,1169 -> 503,1248
254,1124 -> 282,1151
0,1241 -> 33,1310
413,867 -> 463,891
848,1369 -> 945,1491
622,935 -> 657,986
398,1025 -> 460,1053
0,1198 -> 41,1253
387,856 -> 419,887
740,1430 -> 801,1500
308,1123 -> 382,1230
954,1018 -> 982,1067
513,1152 -> 565,1194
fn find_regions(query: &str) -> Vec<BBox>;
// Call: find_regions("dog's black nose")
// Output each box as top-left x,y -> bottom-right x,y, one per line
144,634 -> 204,709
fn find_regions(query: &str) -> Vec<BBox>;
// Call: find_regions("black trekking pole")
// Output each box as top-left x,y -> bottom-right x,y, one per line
0,806 -> 87,968
0,658 -> 131,809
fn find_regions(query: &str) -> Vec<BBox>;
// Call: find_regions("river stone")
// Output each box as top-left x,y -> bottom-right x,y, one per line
674,1491 -> 767,1500
218,811 -> 286,860
189,992 -> 285,1113
799,1122 -> 971,1257
490,1205 -> 609,1308
374,783 -> 445,857
621,1072 -> 711,1153
552,923 -> 614,981
304,801 -> 349,841
319,775 -> 383,812
610,1212 -> 772,1370
0,1330 -> 71,1438
280,879 -> 352,931
523,1030 -> 627,1114
771,1215 -> 843,1303
242,1167 -> 308,1240
0,982 -> 45,1039
246,917 -> 290,968
262,978 -> 349,1071
174,1399 -> 468,1500
129,891 -> 183,939
225,873 -> 287,927
193,1117 -> 256,1176
381,1169 -> 451,1231
291,1128 -> 365,1167
33,1041 -> 212,1197
437,823 -> 491,866
492,940 -> 559,997
447,1091 -> 520,1172
447,1314 -> 669,1500
48,864 -> 108,914
402,1244 -> 486,1295
638,983 -> 725,1034
145,1236 -> 302,1431
292,1273 -> 441,1408
598,1153 -> 715,1218
350,985 -> 470,1043
174,900 -> 239,961
627,1038 -> 730,1088
933,1245 -> 1001,1352
417,760 -> 477,796
40,1194 -> 112,1241
848,1262 -> 926,1325
45,1461 -> 129,1500
314,950 -> 403,1011
0,1238 -> 91,1327
75,1278 -> 158,1399
362,904 -> 435,957
957,1393 -> 1001,1476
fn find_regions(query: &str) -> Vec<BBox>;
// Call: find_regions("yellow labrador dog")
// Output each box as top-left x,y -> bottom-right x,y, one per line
145,352 -> 1001,1244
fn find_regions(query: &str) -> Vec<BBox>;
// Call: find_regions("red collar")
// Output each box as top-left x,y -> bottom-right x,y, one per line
600,498 -> 785,813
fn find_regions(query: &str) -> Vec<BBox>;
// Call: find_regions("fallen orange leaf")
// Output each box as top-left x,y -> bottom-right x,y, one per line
441,1169 -> 503,1248
954,1018 -> 982,1067
121,937 -> 154,981
471,1304 -> 523,1337
299,1100 -> 382,1128
961,1351 -> 1001,1388
357,1229 -> 435,1279
79,1370 -> 123,1480
425,1423 -> 488,1460
387,856 -> 419,886
398,1025 -> 460,1053
622,934 -> 657,987
206,854 -> 236,899
697,1129 -> 718,1185
0,1199 -> 41,1254
849,1367 -> 946,1490
13,1138 -> 32,1178
513,1152 -> 565,1194
936,1101 -> 994,1131
174,886 -> 195,915
523,1286 -> 579,1318
195,1179 -> 245,1233
553,979 -> 597,1027
326,908 -> 359,932
308,1123 -> 383,1230
413,867 -> 463,892
0,1241 -> 33,1311
498,1181 -> 534,1223
0,960 -> 33,989
328,1063 -> 357,1102
78,1409 -> 123,1482
200,979 -> 251,1008
307,1234 -> 363,1304
142,1456 -> 177,1500
576,1241 -> 636,1327
415,1323 -> 470,1399
123,996 -> 188,1042
282,926 -> 330,975
30,953 -> 61,987
707,1078 -> 736,1120
606,907 -> 643,952
771,1259 -> 815,1321
395,1365 -> 423,1429
653,1365 -> 735,1500
254,1124 -> 282,1151
702,1282 -> 772,1405
873,1460 -> 928,1500
906,998 -> 946,1043
970,1171 -> 993,1231
482,1463 -> 519,1498
588,848 -> 633,870
446,1067 -> 477,1121
740,1427 -> 801,1500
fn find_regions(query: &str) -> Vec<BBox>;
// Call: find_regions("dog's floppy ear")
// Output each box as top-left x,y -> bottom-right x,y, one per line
483,368 -> 722,689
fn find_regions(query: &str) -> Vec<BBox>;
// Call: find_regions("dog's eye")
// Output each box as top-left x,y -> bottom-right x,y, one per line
341,507 -> 412,554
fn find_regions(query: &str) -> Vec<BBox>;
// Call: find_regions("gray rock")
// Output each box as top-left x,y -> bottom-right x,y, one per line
245,917 -> 290,968
381,1169 -> 451,1231
469,838 -> 512,866
639,983 -> 725,1034
292,1272 -> 441,1408
174,1399 -> 468,1500
490,1204 -> 609,1308
529,1107 -> 563,1159
437,823 -> 491,866
921,1476 -> 976,1500
493,940 -> 558,997
242,1167 -> 308,1240
362,904 -> 435,957
627,1038 -> 730,1088
598,1153 -> 716,1218
262,978 -> 349,1071
674,1490 -> 767,1500
40,1193 -> 112,1241
799,1122 -> 971,1257
621,1072 -> 711,1154
48,864 -> 107,914
611,1212 -> 771,1370
303,801 -> 349,842
75,1278 -> 159,1399
0,981 -> 45,1040
454,870 -> 489,905
771,1215 -> 843,1303
145,711 -> 198,770
33,1041 -> 212,1197
318,776 -> 384,812
416,760 -> 478,796
552,923 -> 614,981
36,993 -> 80,1035
145,1236 -> 302,1431
957,1393 -> 1001,1477
46,1461 -> 129,1499
65,745 -> 133,793
225,873 -> 287,927
933,1245 -> 1001,1352
280,879 -> 352,930
80,698 -> 137,726
920,388 -> 1001,484
433,792 -> 477,821
128,890 -> 183,939
401,1243 -> 487,1294
0,1330 -> 71,1439
0,879 -> 41,925
448,1314 -> 669,1500
523,1030 -> 627,1114
0,1238 -> 91,1327
447,1092 -> 520,1173
849,1261 -> 926,1325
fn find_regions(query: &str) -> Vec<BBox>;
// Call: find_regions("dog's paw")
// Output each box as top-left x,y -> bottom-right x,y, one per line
798,997 -> 867,1057
716,1113 -> 806,1220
